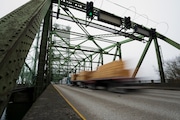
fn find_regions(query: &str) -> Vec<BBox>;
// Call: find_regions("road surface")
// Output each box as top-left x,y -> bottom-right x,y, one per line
54,84 -> 180,120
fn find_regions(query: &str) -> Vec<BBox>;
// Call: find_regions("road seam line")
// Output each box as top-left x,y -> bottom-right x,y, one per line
53,85 -> 86,120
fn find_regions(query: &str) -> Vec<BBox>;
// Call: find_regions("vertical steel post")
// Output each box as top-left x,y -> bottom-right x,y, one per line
32,31 -> 41,84
97,57 -> 100,67
47,4 -> 53,84
46,2 -> 52,86
100,51 -> 104,65
118,44 -> 122,60
154,37 -> 165,83
113,43 -> 122,61
78,63 -> 81,72
34,6 -> 51,99
90,55 -> 93,71
47,34 -> 53,83
83,59 -> 86,70
113,46 -> 118,61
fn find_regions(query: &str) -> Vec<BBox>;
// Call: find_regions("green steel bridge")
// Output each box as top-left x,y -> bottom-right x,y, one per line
0,0 -> 179,116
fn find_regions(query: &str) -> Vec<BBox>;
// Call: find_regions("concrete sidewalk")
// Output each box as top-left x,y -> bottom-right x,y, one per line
23,84 -> 81,120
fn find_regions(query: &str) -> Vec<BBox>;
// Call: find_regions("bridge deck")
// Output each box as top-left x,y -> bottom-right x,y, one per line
23,84 -> 81,120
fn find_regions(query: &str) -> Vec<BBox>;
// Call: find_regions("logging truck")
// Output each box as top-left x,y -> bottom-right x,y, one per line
71,60 -> 137,90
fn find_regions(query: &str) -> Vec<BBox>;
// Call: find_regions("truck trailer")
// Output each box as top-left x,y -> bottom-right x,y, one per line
71,60 -> 137,90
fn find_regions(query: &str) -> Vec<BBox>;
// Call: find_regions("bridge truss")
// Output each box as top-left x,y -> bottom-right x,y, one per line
0,0 -> 179,116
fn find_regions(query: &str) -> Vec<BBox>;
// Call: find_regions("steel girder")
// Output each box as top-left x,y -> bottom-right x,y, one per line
0,0 -> 178,117
53,0 -> 180,48
50,27 -> 136,76
17,31 -> 41,86
0,0 -> 51,116
51,0 -> 179,83
34,5 -> 52,99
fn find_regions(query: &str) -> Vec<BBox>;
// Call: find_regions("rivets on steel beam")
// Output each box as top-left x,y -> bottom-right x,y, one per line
7,94 -> 10,98
9,82 -> 12,85
2,86 -> 6,91
6,72 -> 9,76
15,32 -> 19,35
0,49 -> 5,52
0,20 -> 5,24
5,44 -> 9,47
9,60 -> 12,63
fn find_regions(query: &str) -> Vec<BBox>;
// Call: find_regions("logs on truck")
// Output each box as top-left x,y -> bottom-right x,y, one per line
71,60 -> 134,82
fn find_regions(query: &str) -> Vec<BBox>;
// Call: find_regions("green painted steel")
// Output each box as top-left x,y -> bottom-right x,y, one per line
132,38 -> 153,78
157,33 -> 180,50
51,0 -> 179,80
0,0 -> 51,116
17,32 -> 41,86
154,37 -> 165,83
34,6 -> 52,99
0,0 -> 180,117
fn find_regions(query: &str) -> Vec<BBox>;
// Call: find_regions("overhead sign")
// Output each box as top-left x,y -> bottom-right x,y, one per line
134,25 -> 150,37
98,10 -> 122,27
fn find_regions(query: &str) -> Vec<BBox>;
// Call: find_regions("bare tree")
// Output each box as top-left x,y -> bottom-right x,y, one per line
164,55 -> 180,81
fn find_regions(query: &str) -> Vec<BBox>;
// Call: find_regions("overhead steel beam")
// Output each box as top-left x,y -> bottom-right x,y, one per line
52,0 -> 144,41
52,13 -> 143,41
53,0 -> 180,47
157,33 -> 180,50
51,0 -> 179,82
53,45 -> 115,56
0,0 -> 51,116
52,0 -> 96,13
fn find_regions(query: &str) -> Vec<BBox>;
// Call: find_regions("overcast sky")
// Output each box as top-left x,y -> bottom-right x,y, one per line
0,0 -> 179,80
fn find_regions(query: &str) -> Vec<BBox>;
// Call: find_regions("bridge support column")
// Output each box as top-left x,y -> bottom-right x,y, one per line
154,38 -> 165,83
34,5 -> 52,99
0,0 -> 51,116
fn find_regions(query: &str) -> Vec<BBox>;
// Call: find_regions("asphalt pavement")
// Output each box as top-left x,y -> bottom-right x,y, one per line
55,84 -> 180,120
